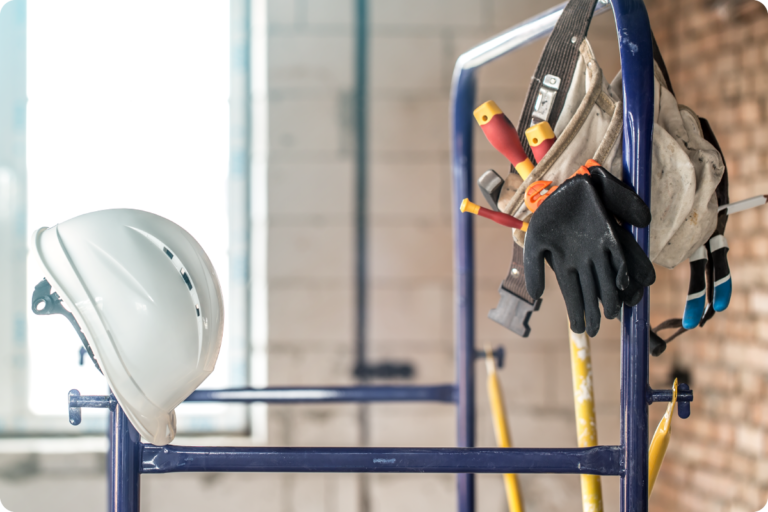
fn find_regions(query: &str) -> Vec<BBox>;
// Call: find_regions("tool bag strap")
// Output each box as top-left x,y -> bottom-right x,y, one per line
650,319 -> 685,357
516,0 -> 599,160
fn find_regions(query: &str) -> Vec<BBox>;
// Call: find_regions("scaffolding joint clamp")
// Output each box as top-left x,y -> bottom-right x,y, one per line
646,383 -> 692,419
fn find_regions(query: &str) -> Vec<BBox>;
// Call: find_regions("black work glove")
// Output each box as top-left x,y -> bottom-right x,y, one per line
524,167 -> 655,336
588,166 -> 655,308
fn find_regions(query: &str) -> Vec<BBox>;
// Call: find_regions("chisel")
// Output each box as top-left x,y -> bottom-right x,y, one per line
473,101 -> 535,180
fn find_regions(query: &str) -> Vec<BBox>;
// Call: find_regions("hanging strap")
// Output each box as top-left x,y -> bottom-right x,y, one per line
649,319 -> 685,357
516,0 -> 599,160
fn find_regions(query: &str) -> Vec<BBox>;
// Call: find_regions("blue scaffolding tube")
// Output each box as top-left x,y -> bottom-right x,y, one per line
68,1 -> 688,510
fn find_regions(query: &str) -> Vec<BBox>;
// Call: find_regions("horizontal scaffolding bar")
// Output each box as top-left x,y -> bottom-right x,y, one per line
184,385 -> 457,403
141,445 -> 623,475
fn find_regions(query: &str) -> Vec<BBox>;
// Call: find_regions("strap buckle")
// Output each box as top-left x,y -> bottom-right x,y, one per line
531,74 -> 561,126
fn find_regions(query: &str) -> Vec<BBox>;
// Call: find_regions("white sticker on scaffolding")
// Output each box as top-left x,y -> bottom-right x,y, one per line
0,496 -> 11,512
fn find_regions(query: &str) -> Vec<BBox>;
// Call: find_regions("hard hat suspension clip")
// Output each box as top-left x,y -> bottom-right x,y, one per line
31,278 -> 103,374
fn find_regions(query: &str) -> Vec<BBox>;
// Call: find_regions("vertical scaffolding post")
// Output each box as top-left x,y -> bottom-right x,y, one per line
610,0 -> 654,510
451,67 -> 477,512
108,402 -> 142,512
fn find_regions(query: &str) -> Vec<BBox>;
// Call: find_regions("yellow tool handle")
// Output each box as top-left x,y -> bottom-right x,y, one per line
648,378 -> 678,497
569,329 -> 603,512
485,352 -> 525,512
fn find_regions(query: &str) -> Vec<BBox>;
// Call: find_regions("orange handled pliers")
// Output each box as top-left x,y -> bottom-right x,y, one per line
524,159 -> 601,213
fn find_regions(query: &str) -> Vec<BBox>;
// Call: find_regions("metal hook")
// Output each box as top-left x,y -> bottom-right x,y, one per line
68,389 -> 117,426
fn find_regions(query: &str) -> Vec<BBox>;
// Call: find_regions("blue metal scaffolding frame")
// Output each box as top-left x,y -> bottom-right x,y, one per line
67,1 -> 691,510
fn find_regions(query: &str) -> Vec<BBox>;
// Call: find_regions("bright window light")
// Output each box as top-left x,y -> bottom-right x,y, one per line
26,1 -> 231,416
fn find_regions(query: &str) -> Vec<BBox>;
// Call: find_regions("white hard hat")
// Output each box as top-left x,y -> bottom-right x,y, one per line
32,209 -> 224,446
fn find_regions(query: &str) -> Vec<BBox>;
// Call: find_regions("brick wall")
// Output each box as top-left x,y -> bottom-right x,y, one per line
645,1 -> 768,510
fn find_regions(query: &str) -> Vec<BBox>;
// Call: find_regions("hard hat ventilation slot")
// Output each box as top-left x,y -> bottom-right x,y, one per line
127,228 -> 203,344
180,268 -> 193,290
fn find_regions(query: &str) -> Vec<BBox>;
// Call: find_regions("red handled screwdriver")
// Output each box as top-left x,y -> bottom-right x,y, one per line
473,101 -> 534,180
525,121 -> 557,163
460,198 -> 529,231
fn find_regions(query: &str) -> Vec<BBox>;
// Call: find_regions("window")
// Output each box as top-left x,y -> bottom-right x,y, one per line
0,0 -> 262,437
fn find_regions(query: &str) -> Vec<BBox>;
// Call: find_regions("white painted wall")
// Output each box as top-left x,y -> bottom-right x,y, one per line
0,1 -> 624,510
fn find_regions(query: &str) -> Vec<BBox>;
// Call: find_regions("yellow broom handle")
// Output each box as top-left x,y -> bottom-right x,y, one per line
568,329 -> 603,512
485,351 -> 525,512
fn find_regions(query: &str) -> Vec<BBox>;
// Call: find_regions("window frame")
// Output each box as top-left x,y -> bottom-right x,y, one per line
0,0 -> 267,441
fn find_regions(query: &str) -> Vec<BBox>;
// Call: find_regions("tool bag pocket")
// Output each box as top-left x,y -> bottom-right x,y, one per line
499,38 -> 726,269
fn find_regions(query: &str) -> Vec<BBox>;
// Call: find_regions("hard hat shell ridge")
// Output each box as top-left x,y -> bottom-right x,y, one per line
33,209 -> 224,446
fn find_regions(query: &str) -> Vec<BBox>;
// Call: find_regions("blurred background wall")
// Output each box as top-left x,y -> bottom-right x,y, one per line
646,0 -> 768,510
9,0 -> 745,511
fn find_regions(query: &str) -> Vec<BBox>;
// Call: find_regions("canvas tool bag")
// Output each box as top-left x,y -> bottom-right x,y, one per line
489,0 -> 729,348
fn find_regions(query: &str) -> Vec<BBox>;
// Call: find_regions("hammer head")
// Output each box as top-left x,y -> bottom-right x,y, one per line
478,169 -> 504,211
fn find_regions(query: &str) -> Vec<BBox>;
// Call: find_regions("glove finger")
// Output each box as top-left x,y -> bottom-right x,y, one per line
593,259 -> 621,320
683,245 -> 708,330
523,247 -> 548,300
553,266 -> 586,334
619,281 -> 645,307
589,166 -> 651,228
579,266 -> 602,337
615,227 -> 656,288
605,235 -> 630,291
708,235 -> 731,312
